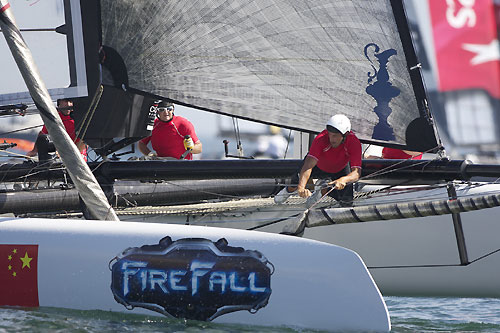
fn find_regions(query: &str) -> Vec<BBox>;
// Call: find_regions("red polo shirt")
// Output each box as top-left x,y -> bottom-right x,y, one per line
40,113 -> 79,142
382,147 -> 422,160
308,130 -> 362,173
140,115 -> 199,160
40,112 -> 87,160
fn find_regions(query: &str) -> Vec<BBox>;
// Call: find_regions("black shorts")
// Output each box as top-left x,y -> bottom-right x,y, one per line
291,164 -> 353,206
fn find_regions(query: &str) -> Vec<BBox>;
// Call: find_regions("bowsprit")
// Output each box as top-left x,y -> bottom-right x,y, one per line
110,237 -> 273,321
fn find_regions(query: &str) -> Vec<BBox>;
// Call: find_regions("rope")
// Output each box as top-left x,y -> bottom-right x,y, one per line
283,129 -> 292,159
0,150 -> 35,159
75,84 -> 104,141
369,247 -> 500,269
0,124 -> 43,136
231,117 -> 244,156
361,157 -> 439,181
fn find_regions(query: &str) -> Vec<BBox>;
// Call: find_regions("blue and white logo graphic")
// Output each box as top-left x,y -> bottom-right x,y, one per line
365,43 -> 400,141
110,237 -> 273,321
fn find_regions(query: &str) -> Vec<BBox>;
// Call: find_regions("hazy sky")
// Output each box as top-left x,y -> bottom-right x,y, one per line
1,0 -> 274,159
0,0 -> 69,94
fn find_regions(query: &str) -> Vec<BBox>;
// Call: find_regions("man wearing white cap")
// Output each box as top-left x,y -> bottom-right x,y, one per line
274,114 -> 362,207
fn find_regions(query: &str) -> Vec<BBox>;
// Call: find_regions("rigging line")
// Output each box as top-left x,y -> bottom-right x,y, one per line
0,155 -> 28,159
147,182 -> 160,207
90,159 -> 107,173
362,144 -> 372,157
0,28 -> 56,32
114,193 -> 139,208
75,85 -> 104,141
138,179 -> 271,200
468,247 -> 500,264
360,147 -> 441,180
246,213 -> 302,230
0,161 -> 15,183
355,183 -> 449,201
361,158 -> 435,180
368,248 -> 500,269
11,164 -> 66,183
360,156 -> 441,180
0,149 -> 34,159
283,129 -> 292,159
368,263 -> 463,269
231,117 -> 243,153
349,181 -> 448,208
0,124 -> 43,136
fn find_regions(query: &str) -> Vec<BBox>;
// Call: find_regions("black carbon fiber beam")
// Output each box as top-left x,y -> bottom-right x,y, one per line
447,182 -> 469,265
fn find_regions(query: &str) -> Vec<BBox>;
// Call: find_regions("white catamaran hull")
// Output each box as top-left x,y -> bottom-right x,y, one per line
120,182 -> 500,297
0,218 -> 390,332
305,208 -> 500,297
304,182 -> 500,297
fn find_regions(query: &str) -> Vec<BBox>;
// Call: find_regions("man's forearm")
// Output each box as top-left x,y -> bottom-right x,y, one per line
137,141 -> 150,155
332,168 -> 361,189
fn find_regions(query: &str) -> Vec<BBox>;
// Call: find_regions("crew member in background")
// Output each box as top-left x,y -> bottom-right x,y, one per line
381,147 -> 422,160
274,114 -> 362,207
364,145 -> 422,160
27,99 -> 87,160
138,101 -> 202,160
254,125 -> 288,159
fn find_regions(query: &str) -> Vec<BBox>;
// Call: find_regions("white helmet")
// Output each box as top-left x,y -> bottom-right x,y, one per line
326,114 -> 351,134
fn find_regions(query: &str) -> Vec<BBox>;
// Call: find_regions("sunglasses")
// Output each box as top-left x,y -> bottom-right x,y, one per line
157,106 -> 174,112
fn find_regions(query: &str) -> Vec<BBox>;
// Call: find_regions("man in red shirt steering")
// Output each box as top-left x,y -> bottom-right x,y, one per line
274,114 -> 362,207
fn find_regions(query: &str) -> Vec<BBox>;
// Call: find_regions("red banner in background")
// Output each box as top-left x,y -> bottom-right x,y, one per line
0,244 -> 39,307
429,0 -> 500,98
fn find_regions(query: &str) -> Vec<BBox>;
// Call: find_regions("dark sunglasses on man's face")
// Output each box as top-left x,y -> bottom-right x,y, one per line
157,106 -> 174,112
57,106 -> 73,111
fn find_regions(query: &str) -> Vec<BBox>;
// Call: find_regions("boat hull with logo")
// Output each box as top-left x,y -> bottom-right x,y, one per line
116,181 -> 500,298
0,217 -> 390,332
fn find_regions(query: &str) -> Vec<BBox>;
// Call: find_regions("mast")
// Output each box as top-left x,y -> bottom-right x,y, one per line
0,1 -> 118,221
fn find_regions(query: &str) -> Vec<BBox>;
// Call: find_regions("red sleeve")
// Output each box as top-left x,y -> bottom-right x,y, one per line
181,119 -> 199,143
140,136 -> 151,145
40,125 -> 48,135
347,133 -> 362,169
307,135 -> 323,161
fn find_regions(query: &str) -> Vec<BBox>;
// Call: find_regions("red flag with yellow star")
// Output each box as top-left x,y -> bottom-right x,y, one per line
0,245 -> 39,307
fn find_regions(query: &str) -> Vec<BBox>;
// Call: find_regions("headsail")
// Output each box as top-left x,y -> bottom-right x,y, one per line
96,0 -> 440,152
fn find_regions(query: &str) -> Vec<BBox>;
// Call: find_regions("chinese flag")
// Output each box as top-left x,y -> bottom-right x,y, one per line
0,245 -> 39,307
428,0 -> 500,98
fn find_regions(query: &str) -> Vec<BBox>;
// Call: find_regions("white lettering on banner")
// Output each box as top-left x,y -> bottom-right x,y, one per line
446,0 -> 476,28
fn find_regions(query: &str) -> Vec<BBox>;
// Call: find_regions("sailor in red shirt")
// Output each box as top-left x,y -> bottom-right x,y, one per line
382,147 -> 422,160
274,114 -> 362,207
26,99 -> 87,160
138,101 -> 202,160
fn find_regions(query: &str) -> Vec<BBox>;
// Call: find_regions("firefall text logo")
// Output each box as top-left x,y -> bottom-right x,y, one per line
110,237 -> 273,321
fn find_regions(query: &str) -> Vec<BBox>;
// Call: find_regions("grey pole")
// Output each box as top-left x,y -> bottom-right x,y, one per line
0,1 -> 119,221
